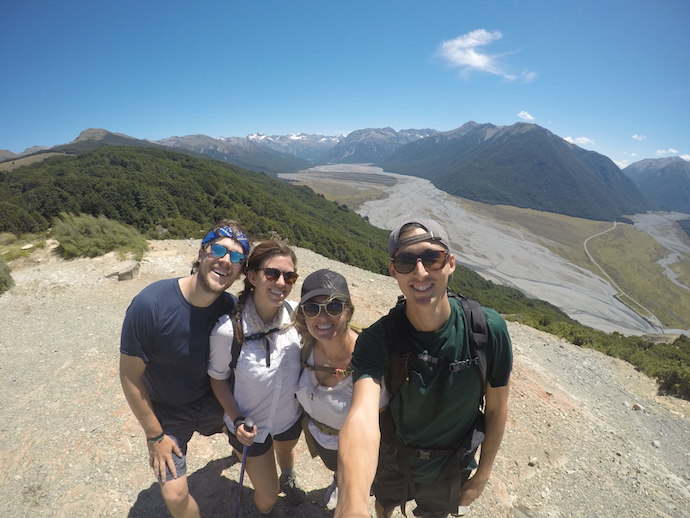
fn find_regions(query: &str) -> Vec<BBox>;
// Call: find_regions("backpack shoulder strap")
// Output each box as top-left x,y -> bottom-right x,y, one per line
382,296 -> 414,399
450,291 -> 490,397
300,338 -> 315,373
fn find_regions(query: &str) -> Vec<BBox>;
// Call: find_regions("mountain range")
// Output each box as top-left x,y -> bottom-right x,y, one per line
624,157 -> 690,215
3,123 -> 689,221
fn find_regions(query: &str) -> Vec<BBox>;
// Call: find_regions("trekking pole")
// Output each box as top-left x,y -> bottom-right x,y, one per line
234,417 -> 254,518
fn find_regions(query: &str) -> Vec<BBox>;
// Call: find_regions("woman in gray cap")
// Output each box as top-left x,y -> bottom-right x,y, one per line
294,269 -> 388,510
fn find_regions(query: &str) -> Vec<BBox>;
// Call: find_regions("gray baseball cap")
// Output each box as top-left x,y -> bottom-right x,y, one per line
388,218 -> 450,256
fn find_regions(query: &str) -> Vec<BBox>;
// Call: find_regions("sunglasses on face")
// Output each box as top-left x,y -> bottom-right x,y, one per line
391,249 -> 449,274
301,300 -> 346,318
209,244 -> 246,264
258,267 -> 299,285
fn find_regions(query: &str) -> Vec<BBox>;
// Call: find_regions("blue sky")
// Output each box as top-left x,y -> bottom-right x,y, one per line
2,0 -> 688,167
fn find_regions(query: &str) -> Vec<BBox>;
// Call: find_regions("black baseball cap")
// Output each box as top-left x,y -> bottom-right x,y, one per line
300,269 -> 351,304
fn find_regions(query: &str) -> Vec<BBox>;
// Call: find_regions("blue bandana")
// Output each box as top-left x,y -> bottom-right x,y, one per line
201,226 -> 250,255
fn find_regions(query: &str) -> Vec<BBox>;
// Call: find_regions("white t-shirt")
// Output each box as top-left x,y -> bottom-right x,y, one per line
296,348 -> 389,450
208,300 -> 301,443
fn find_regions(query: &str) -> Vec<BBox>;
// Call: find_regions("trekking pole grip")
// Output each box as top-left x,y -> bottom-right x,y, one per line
243,417 -> 254,433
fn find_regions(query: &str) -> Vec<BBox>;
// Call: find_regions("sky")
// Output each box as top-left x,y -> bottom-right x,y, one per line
1,0 -> 689,168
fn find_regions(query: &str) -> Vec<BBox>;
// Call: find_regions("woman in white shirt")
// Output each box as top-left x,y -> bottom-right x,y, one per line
295,269 -> 389,510
208,240 -> 304,515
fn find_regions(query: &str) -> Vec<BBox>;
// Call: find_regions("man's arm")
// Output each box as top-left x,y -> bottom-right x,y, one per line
119,353 -> 181,482
335,376 -> 382,518
459,382 -> 510,506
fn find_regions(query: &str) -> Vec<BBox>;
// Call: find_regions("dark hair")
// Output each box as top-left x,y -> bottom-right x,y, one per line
190,219 -> 250,274
234,240 -> 297,343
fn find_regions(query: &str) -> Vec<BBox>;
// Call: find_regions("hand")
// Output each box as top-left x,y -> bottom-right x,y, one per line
459,472 -> 488,507
147,435 -> 181,483
235,422 -> 257,447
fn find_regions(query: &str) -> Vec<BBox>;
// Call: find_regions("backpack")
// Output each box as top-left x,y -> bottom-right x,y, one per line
379,290 -> 490,511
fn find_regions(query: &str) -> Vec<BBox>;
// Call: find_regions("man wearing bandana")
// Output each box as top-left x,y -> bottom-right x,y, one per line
120,219 -> 250,518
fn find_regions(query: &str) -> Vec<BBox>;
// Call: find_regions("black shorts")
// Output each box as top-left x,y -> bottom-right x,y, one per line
152,392 -> 225,481
226,416 -> 303,457
373,453 -> 472,518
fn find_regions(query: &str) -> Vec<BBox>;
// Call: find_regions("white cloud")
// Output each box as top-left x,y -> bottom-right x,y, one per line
437,29 -> 535,82
632,134 -> 646,141
564,136 -> 595,147
518,111 -> 534,121
681,154 -> 690,161
656,148 -> 679,155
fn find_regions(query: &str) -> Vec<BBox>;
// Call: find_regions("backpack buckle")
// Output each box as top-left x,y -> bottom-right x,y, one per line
417,449 -> 433,459
448,357 -> 479,372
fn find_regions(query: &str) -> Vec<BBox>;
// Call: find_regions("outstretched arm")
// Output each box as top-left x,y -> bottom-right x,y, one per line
459,382 -> 510,506
119,353 -> 182,482
335,376 -> 382,518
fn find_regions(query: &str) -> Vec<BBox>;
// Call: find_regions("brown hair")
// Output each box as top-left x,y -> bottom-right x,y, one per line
190,218 -> 250,274
234,240 -> 298,343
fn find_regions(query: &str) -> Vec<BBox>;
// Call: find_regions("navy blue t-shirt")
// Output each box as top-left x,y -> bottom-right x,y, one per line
120,278 -> 235,407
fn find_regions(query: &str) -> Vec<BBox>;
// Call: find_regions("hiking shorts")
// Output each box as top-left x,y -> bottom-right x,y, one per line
152,392 -> 225,482
226,416 -> 303,457
372,455 -> 472,518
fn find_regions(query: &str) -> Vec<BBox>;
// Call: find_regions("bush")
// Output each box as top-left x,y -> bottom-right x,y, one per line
51,213 -> 148,260
0,256 -> 14,294
0,232 -> 18,246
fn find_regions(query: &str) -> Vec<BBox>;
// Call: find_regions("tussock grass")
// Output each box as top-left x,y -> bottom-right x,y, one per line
51,213 -> 148,261
0,255 -> 13,294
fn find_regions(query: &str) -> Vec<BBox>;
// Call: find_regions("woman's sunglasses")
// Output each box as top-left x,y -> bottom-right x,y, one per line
301,300 -> 346,318
259,267 -> 299,285
391,249 -> 448,274
209,244 -> 246,264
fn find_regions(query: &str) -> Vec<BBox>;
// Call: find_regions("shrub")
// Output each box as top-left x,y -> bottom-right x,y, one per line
0,255 -> 14,294
0,232 -> 18,246
51,213 -> 148,260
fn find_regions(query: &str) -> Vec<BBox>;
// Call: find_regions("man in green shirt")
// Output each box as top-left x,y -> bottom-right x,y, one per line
336,219 -> 512,518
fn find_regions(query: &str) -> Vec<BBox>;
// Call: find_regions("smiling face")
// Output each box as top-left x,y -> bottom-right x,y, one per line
303,296 -> 352,344
247,254 -> 296,320
389,227 -> 455,308
196,237 -> 244,295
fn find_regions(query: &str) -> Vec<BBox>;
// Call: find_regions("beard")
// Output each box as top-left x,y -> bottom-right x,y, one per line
197,259 -> 236,295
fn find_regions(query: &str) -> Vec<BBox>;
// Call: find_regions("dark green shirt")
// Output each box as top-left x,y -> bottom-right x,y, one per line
353,298 -> 513,482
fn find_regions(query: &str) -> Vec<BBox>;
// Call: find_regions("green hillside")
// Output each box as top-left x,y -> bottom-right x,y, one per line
0,146 -> 389,272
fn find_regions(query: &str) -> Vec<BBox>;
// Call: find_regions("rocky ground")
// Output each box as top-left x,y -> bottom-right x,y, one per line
1,240 -> 688,517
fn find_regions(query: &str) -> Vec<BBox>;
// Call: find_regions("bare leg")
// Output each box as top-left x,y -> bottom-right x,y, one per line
160,475 -> 201,518
273,438 -> 298,473
235,446 -> 279,513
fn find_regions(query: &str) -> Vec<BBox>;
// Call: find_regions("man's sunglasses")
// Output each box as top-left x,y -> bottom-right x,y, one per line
209,244 -> 246,264
301,300 -> 346,318
259,267 -> 299,285
391,249 -> 448,274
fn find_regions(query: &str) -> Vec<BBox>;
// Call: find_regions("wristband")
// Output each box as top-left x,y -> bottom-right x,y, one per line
146,432 -> 165,443
233,415 -> 246,429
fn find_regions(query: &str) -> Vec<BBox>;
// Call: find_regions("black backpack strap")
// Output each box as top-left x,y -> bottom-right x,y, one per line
381,297 -> 414,399
452,292 -> 490,398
